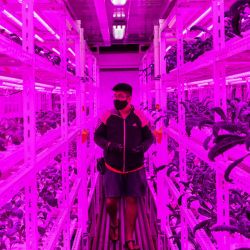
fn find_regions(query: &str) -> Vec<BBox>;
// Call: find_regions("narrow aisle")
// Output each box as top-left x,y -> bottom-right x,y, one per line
90,197 -> 156,250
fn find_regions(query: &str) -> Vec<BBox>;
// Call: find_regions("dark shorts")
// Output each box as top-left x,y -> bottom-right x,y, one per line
103,167 -> 147,198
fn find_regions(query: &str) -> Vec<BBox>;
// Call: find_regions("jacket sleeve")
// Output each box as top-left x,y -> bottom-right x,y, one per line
135,109 -> 155,152
141,124 -> 155,152
94,111 -> 110,150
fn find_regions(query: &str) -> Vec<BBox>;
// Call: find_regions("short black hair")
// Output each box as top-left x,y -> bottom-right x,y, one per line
112,83 -> 132,96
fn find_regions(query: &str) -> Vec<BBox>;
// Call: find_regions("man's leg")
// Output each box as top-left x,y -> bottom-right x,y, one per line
106,197 -> 119,225
124,196 -> 138,241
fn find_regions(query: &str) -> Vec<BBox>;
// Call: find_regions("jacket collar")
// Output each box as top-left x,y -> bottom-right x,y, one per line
111,105 -> 134,117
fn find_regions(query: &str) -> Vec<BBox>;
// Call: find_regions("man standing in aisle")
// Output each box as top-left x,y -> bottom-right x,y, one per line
94,83 -> 154,250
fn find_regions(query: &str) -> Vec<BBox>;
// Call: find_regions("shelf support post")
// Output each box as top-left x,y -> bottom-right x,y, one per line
22,1 -> 37,249
176,2 -> 188,249
212,0 -> 230,249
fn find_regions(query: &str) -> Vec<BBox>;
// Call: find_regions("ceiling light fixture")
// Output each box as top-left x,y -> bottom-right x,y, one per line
113,10 -> 125,18
111,0 -> 127,6
113,25 -> 126,39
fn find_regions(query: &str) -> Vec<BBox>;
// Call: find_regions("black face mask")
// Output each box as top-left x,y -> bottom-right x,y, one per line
114,100 -> 128,110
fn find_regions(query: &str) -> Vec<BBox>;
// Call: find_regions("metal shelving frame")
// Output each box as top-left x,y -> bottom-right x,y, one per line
0,1 -> 99,249
139,0 -> 250,249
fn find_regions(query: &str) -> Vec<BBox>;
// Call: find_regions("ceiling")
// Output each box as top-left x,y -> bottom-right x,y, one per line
66,0 -> 171,52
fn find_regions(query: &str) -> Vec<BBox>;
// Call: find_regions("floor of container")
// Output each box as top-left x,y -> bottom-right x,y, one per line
90,197 -> 157,250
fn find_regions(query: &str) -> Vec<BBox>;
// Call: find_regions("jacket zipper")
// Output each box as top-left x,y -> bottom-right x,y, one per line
123,119 -> 126,172
112,107 -> 133,172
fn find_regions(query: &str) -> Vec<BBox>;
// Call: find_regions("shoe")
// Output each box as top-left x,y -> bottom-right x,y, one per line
124,240 -> 140,250
109,219 -> 120,241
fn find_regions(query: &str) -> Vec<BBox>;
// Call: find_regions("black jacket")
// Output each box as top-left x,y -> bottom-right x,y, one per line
94,106 -> 155,172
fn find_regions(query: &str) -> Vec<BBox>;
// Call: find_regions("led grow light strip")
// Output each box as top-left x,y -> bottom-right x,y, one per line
168,16 -> 176,29
34,34 -> 44,42
2,10 -> 44,42
0,24 -> 11,34
207,24 -> 213,30
187,7 -> 211,30
166,46 -> 172,52
2,9 -> 74,56
2,10 -> 22,26
0,86 -> 9,89
34,11 -> 55,35
2,82 -> 23,88
3,7 -> 60,41
68,60 -> 76,67
68,48 -> 76,56
182,7 -> 212,35
52,48 -> 60,55
33,12 -> 60,40
0,76 -> 54,88
0,76 -> 22,83
197,24 -> 213,37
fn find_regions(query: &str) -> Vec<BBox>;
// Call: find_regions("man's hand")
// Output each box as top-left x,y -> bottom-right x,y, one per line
129,144 -> 145,154
107,142 -> 124,153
